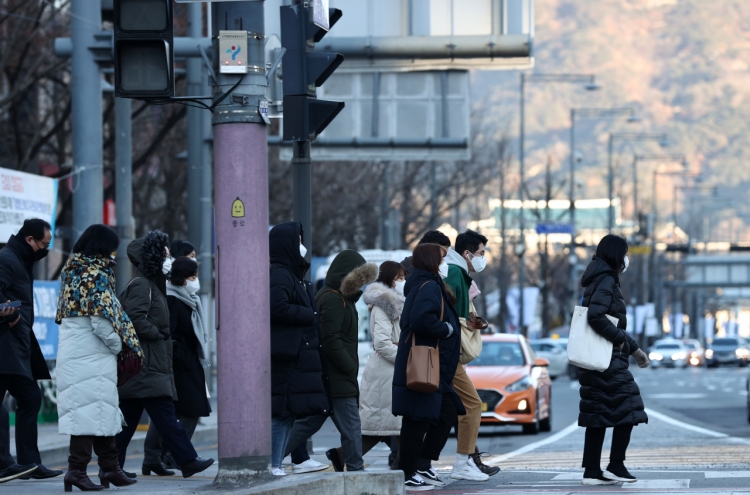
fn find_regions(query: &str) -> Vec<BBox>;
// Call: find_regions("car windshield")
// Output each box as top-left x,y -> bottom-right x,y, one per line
684,343 -> 696,349
712,338 -> 738,346
655,344 -> 681,350
530,343 -> 543,352
472,342 -> 526,366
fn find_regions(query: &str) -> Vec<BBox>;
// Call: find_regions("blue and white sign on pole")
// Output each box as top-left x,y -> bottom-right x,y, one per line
33,281 -> 60,360
0,167 -> 58,248
535,223 -> 574,235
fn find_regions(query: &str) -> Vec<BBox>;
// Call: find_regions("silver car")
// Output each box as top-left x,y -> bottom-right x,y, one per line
530,339 -> 568,378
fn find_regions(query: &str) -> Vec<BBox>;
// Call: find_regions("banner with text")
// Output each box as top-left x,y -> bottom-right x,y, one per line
0,168 -> 57,248
33,281 -> 59,360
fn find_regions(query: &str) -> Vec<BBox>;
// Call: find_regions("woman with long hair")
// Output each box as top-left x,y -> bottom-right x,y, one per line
392,244 -> 464,492
56,224 -> 140,491
578,234 -> 650,485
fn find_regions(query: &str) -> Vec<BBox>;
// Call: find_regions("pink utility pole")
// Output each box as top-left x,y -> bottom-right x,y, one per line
210,1 -> 271,482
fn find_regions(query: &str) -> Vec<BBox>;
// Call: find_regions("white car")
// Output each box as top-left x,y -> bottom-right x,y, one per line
648,341 -> 689,368
530,339 -> 568,378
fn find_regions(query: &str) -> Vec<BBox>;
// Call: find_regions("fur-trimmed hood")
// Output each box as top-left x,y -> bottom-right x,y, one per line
340,263 -> 378,298
363,282 -> 404,321
127,231 -> 169,279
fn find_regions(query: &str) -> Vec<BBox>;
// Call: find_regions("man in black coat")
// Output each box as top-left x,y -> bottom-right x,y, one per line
0,218 -> 62,480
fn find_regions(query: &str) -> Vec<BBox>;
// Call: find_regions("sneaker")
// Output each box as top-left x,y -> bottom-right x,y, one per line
271,468 -> 287,476
404,474 -> 435,491
292,459 -> 328,474
450,458 -> 490,481
582,471 -> 618,485
604,463 -> 637,483
416,467 -> 445,487
470,448 -> 501,476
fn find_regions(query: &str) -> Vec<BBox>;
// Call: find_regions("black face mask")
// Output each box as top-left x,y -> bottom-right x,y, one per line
34,248 -> 49,261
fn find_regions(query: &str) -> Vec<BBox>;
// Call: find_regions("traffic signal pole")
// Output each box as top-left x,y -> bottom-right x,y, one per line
210,2 -> 271,482
187,2 -> 203,250
71,0 -> 103,236
292,140 -> 312,278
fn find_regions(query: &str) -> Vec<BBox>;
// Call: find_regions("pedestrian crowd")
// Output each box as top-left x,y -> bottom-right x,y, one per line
0,217 -> 650,493
0,219 -> 214,491
270,224 -> 500,491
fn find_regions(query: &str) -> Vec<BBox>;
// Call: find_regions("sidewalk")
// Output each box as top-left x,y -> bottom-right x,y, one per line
11,413 -> 219,468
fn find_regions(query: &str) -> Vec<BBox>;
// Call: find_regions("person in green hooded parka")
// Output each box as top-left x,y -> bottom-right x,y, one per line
283,250 -> 377,472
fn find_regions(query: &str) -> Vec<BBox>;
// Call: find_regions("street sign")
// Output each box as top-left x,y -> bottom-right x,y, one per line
629,245 -> 653,255
535,223 -> 574,235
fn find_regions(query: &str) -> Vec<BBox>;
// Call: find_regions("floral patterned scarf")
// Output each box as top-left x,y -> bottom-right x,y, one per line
55,254 -> 143,359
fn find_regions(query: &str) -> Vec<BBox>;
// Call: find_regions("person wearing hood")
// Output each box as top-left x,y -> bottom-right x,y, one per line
115,231 -> 214,480
268,223 -> 329,476
328,261 -> 407,471
142,256 -> 212,473
578,235 -> 650,486
443,229 -> 496,480
401,230 -> 451,277
55,225 -> 141,491
284,250 -> 378,473
0,218 -> 61,482
393,243 -> 465,492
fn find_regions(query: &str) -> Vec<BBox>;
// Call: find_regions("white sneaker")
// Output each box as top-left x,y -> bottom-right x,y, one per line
271,467 -> 287,476
292,459 -> 329,474
450,458 -> 490,481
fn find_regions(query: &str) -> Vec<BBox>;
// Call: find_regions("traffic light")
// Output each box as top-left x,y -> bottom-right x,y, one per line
280,4 -> 345,141
114,0 -> 174,99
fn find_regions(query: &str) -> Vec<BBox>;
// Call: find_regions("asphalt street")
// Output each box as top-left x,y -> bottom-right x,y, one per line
5,364 -> 750,493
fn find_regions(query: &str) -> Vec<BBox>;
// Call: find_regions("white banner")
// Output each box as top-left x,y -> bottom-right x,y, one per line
0,168 -> 57,248
704,317 -> 715,341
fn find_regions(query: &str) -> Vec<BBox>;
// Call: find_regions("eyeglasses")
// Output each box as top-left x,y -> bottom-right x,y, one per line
35,239 -> 50,249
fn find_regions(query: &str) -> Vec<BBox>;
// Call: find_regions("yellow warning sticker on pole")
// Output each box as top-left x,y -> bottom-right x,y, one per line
629,245 -> 652,255
232,197 -> 245,218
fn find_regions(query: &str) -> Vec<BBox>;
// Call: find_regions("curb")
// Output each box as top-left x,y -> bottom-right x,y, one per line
40,425 -> 218,468
227,471 -> 405,495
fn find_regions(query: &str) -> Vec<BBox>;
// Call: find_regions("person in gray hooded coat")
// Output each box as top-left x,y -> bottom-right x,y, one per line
115,231 -> 214,480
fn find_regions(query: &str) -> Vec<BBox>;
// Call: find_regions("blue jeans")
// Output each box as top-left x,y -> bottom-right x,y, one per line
271,416 -> 295,469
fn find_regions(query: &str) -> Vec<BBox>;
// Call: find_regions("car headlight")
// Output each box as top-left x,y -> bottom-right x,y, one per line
736,348 -> 749,359
649,352 -> 663,361
506,376 -> 532,393
671,352 -> 686,361
705,349 -> 714,358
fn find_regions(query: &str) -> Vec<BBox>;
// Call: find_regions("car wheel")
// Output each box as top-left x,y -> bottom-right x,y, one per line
539,391 -> 552,432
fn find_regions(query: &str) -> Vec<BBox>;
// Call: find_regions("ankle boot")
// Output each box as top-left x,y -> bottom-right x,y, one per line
98,466 -> 138,488
64,467 -> 104,492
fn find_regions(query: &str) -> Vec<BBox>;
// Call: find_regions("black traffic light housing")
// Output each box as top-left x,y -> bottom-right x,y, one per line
114,0 -> 174,99
281,5 -> 345,141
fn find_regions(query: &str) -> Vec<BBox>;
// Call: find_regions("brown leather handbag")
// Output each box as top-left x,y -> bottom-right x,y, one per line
406,283 -> 444,393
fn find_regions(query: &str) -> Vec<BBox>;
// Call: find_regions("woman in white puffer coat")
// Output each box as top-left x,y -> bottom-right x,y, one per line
56,225 -> 142,492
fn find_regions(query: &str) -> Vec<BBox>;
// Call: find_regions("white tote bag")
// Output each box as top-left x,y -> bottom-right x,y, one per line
567,307 -> 618,372
567,274 -> 619,372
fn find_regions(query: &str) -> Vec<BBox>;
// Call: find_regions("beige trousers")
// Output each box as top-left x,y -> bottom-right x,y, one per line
452,362 -> 482,454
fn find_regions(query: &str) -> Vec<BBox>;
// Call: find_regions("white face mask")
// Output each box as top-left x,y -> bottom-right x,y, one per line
622,256 -> 630,273
469,254 -> 487,273
394,280 -> 406,295
438,261 -> 449,279
299,243 -> 307,258
185,278 -> 200,294
162,257 -> 173,275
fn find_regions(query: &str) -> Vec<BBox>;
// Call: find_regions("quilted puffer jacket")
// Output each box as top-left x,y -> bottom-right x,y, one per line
57,316 -> 123,436
577,257 -> 648,428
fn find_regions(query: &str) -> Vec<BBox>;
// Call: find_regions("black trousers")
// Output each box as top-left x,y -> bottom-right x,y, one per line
398,393 -> 457,478
116,398 -> 197,469
69,436 -> 119,471
0,374 -> 41,465
0,403 -> 15,468
143,414 -> 199,465
582,425 -> 634,470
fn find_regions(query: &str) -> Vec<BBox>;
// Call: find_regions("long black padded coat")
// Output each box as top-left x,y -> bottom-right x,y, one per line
392,268 -> 466,424
269,222 -> 329,418
578,256 -> 648,428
